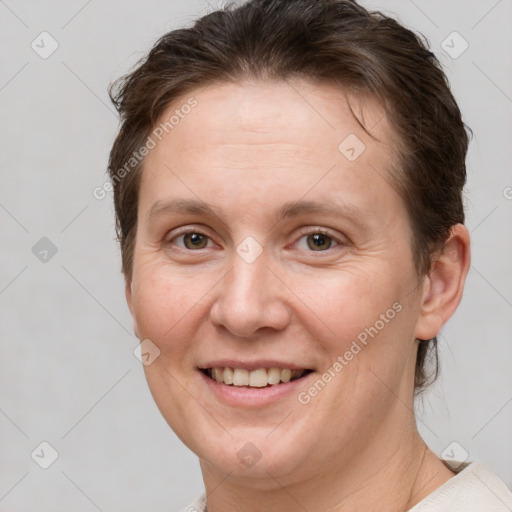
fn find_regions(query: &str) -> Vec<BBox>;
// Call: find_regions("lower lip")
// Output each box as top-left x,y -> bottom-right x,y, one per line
199,370 -> 315,408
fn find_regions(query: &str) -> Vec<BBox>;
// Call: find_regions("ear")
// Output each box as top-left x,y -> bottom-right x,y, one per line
414,224 -> 471,341
125,278 -> 140,339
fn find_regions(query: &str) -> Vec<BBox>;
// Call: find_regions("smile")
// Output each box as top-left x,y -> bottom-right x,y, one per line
201,367 -> 313,387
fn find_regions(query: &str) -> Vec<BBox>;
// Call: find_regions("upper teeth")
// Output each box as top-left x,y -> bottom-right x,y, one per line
207,367 -> 305,387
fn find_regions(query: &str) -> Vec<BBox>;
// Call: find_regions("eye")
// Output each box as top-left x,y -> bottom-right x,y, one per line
295,229 -> 341,252
168,229 -> 215,250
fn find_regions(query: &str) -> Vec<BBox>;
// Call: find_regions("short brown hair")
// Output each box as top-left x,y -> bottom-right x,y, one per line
108,0 -> 471,392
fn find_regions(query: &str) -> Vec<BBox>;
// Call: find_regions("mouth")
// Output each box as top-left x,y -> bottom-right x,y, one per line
200,366 -> 314,388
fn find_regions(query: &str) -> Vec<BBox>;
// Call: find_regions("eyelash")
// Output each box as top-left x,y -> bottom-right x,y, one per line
167,227 -> 217,250
294,227 -> 345,251
166,226 -> 345,252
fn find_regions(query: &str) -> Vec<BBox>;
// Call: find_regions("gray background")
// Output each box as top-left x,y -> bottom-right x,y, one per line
0,0 -> 511,510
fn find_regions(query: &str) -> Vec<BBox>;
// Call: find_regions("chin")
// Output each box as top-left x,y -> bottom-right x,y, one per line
187,420 -> 322,486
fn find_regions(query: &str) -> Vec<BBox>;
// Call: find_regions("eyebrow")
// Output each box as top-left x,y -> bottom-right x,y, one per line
145,197 -> 371,228
275,200 -> 367,223
145,198 -> 223,224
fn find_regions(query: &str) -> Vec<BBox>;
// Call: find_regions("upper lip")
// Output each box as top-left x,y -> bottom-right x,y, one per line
198,360 -> 313,371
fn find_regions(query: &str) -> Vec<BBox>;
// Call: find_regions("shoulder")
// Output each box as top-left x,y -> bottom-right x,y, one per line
409,460 -> 512,511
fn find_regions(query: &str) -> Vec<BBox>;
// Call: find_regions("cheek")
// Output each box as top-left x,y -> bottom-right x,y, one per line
293,266 -> 403,341
292,264 -> 418,396
131,265 -> 208,349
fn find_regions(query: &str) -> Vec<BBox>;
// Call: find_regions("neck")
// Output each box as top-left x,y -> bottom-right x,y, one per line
200,417 -> 454,512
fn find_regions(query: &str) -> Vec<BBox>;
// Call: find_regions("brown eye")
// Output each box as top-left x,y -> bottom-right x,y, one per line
306,233 -> 334,251
183,232 -> 209,249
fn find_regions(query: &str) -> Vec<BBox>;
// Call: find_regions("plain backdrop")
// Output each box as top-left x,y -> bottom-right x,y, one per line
1,1 -> 511,511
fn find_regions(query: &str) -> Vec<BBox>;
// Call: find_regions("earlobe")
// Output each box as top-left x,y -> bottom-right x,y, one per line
125,279 -> 140,339
414,224 -> 471,341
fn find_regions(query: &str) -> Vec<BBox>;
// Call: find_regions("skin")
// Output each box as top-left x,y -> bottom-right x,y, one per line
125,79 -> 470,512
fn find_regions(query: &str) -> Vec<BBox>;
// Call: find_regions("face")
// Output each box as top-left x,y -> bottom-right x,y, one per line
126,79 -> 427,485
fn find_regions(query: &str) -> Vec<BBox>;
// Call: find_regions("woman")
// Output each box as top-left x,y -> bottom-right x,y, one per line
107,0 -> 512,510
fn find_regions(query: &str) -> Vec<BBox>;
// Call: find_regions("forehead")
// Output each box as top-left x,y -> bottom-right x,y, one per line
139,79 -> 402,220
153,79 -> 393,154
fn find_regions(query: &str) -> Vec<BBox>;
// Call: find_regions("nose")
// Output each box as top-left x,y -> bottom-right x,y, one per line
209,252 -> 292,339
